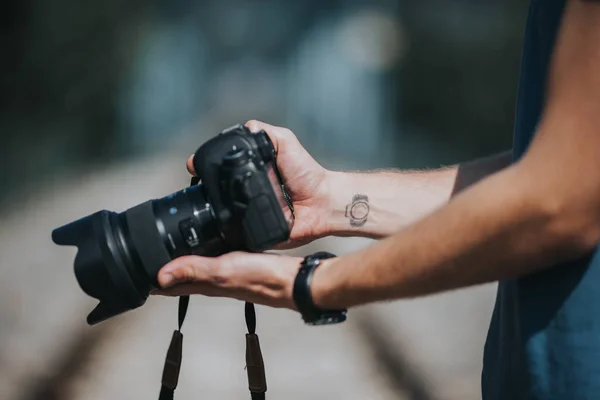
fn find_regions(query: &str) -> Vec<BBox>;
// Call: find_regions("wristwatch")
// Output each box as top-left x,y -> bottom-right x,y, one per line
292,252 -> 347,325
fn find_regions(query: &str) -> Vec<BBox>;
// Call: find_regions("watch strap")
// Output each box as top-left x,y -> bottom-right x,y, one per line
293,252 -> 347,325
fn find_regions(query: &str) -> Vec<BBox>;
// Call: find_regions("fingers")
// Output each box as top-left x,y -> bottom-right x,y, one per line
155,252 -> 302,309
245,120 -> 297,154
186,120 -> 295,175
158,255 -> 227,289
186,155 -> 196,176
154,282 -> 290,309
245,120 -> 277,133
153,282 -> 226,297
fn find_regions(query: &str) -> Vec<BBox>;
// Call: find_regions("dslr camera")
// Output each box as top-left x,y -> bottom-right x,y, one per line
52,124 -> 294,324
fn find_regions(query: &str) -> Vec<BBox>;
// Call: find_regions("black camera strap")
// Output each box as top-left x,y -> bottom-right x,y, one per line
159,295 -> 189,400
245,301 -> 267,400
158,298 -> 267,400
158,169 -> 269,400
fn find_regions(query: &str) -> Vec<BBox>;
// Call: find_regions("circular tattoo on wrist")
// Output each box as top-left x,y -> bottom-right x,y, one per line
344,194 -> 370,227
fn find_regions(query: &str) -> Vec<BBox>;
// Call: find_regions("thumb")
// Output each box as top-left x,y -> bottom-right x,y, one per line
245,120 -> 298,153
158,255 -> 216,289
245,119 -> 276,134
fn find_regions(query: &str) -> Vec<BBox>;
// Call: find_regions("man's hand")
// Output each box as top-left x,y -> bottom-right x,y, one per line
187,122 -> 513,246
154,251 -> 304,309
188,120 -> 331,248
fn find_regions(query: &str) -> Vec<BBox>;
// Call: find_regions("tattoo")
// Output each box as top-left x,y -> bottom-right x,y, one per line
345,194 -> 370,227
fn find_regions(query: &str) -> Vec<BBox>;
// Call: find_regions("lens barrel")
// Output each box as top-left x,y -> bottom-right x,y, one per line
52,124 -> 292,325
52,183 -> 222,325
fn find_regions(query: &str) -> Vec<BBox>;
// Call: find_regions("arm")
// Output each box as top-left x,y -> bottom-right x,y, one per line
312,0 -> 600,308
154,0 -> 600,313
187,121 -> 512,245
324,151 -> 513,239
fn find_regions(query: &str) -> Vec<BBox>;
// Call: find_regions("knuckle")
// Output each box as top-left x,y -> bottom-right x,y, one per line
174,260 -> 198,282
207,257 -> 232,285
255,286 -> 271,299
279,128 -> 299,145
214,266 -> 232,286
280,127 -> 294,137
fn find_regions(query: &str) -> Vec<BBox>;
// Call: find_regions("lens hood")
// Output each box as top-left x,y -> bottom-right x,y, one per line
52,211 -> 148,324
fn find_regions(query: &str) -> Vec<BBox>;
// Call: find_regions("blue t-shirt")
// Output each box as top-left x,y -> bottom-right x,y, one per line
482,1 -> 600,399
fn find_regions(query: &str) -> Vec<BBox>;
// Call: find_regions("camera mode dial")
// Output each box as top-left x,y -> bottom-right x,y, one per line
223,147 -> 250,167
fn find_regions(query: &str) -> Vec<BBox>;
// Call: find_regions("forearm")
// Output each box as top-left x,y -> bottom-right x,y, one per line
156,1 -> 600,318
323,151 -> 512,239
312,0 -> 600,310
312,158 -> 600,309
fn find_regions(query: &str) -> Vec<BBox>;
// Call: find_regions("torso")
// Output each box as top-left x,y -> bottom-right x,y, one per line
482,1 -> 600,398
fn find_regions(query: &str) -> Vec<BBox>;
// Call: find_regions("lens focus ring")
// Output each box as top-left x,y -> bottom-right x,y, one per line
125,201 -> 172,286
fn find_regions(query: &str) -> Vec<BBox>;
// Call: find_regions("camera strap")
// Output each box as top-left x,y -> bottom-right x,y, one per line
158,298 -> 267,400
158,174 -> 269,400
158,295 -> 189,400
245,302 -> 267,400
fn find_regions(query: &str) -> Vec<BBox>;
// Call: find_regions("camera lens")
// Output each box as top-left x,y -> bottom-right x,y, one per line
52,183 -> 224,325
53,124 -> 294,326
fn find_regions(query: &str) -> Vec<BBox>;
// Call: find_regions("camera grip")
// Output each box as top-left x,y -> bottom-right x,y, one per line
243,194 -> 289,251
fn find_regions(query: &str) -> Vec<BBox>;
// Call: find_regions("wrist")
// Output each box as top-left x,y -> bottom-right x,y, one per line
309,257 -> 344,309
292,253 -> 347,324
322,171 -> 365,237
282,257 -> 303,310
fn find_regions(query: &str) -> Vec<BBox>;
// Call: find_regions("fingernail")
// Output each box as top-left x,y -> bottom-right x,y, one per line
160,273 -> 174,288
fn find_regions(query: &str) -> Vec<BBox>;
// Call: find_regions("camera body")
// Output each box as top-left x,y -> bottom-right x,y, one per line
195,124 -> 292,252
52,124 -> 294,325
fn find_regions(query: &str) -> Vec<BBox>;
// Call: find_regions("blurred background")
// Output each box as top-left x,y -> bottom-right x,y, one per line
0,1 -> 527,399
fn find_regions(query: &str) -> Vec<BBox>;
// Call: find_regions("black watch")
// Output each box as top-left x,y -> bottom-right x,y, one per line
292,252 -> 347,325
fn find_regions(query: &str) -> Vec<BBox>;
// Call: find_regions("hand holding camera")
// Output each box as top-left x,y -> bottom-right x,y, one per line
52,121 -> 340,323
235,120 -> 332,248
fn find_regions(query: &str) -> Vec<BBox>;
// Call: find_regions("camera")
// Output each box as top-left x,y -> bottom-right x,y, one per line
52,124 -> 294,325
